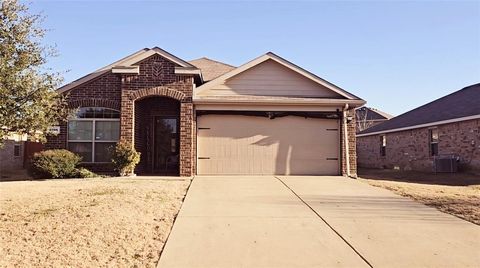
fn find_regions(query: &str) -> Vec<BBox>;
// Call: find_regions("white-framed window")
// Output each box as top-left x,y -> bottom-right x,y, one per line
429,128 -> 439,156
13,144 -> 21,157
380,135 -> 386,156
67,107 -> 120,163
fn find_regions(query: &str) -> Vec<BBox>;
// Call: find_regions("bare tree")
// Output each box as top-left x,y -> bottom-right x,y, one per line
355,107 -> 374,133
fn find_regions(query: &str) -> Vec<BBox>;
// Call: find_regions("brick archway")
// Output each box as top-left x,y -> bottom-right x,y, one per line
134,96 -> 181,175
121,86 -> 193,176
68,98 -> 121,111
129,87 -> 187,102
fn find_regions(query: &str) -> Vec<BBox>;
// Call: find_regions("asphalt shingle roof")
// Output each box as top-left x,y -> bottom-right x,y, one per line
188,57 -> 236,82
359,83 -> 480,135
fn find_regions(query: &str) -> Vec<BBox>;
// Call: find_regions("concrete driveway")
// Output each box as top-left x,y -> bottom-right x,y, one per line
158,176 -> 480,268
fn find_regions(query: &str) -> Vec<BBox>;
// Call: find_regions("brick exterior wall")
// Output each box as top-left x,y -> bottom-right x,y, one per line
45,73 -> 122,150
0,140 -> 24,172
341,109 -> 358,177
46,54 -> 195,176
357,119 -> 480,172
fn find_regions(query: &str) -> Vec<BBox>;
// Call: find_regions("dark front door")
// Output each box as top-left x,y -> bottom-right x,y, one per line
153,116 -> 180,175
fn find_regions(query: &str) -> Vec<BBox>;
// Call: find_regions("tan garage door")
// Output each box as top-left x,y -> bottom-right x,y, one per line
197,115 -> 340,175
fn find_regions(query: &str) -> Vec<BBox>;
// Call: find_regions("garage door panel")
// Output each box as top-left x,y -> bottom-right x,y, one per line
197,115 -> 339,175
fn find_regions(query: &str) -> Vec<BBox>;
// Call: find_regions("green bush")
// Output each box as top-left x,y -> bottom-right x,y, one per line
73,167 -> 98,178
31,149 -> 81,178
111,141 -> 140,176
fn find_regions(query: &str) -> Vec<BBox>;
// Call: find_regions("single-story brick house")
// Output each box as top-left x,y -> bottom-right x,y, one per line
357,83 -> 480,172
46,47 -> 365,177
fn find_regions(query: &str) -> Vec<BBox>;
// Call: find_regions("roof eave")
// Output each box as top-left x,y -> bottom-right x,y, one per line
193,97 -> 366,107
357,114 -> 480,137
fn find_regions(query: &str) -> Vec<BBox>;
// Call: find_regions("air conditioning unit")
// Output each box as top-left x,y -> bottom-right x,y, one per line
434,155 -> 459,173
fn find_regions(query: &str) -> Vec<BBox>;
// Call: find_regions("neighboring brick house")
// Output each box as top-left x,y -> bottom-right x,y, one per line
0,138 -> 24,173
46,47 -> 365,177
355,107 -> 393,133
357,83 -> 480,172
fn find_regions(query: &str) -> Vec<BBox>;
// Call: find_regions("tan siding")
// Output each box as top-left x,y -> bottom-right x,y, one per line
197,60 -> 343,98
197,115 -> 340,175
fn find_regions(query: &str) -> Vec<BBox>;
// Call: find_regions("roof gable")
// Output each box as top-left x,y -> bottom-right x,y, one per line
358,83 -> 480,136
57,47 -> 197,93
195,52 -> 361,100
121,47 -> 195,68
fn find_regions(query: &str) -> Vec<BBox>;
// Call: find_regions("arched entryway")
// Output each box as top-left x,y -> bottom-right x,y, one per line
134,96 -> 180,175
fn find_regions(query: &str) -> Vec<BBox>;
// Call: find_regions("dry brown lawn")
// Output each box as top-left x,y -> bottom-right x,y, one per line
359,168 -> 480,225
0,178 -> 190,268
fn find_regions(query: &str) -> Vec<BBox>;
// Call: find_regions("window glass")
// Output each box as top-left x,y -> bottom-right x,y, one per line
430,128 -> 439,156
431,143 -> 438,156
163,119 -> 177,134
103,108 -> 120,118
430,128 -> 439,143
68,107 -> 120,162
95,121 -> 120,140
94,142 -> 116,162
14,144 -> 20,157
68,142 -> 93,162
380,135 -> 386,156
76,107 -> 120,119
68,121 -> 93,140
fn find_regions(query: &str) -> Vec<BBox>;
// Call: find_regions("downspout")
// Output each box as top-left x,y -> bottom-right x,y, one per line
343,104 -> 351,177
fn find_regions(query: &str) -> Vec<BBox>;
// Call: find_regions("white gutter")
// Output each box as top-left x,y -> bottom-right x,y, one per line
357,114 -> 480,137
343,104 -> 351,177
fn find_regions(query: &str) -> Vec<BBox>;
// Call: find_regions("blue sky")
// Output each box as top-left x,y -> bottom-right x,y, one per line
30,0 -> 480,115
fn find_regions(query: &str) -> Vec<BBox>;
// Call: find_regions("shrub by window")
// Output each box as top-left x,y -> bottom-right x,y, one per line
68,107 -> 120,163
380,135 -> 386,156
31,149 -> 81,178
429,128 -> 439,156
111,141 -> 141,176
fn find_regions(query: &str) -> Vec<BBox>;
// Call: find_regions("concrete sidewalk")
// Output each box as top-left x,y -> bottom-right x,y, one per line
157,176 -> 368,267
158,176 -> 480,267
280,176 -> 480,268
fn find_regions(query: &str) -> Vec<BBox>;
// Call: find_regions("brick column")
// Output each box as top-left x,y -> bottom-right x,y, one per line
120,89 -> 134,145
341,109 -> 358,177
179,102 -> 194,176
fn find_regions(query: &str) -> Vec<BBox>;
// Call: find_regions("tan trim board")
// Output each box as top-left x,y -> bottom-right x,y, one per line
195,104 -> 342,112
111,66 -> 140,74
175,68 -> 202,75
356,114 -> 480,137
193,98 -> 365,107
